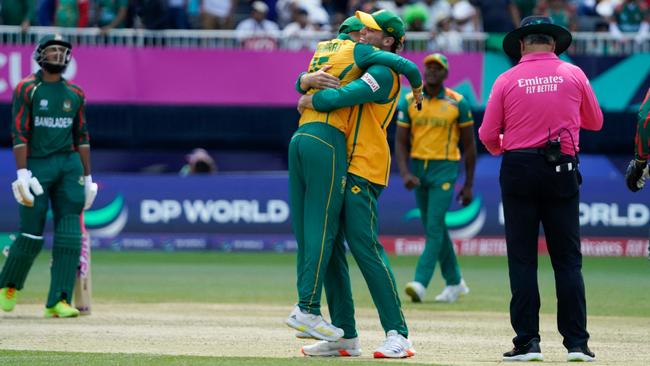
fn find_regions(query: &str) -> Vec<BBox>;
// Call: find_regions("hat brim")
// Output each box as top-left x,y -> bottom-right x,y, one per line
502,24 -> 571,60
355,11 -> 382,31
423,55 -> 448,70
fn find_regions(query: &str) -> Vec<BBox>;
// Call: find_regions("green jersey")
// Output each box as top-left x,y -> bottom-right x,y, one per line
97,0 -> 128,27
54,0 -> 79,27
11,71 -> 89,158
634,89 -> 650,161
1,0 -> 35,25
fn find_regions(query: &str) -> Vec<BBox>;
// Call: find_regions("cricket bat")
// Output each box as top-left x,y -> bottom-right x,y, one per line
74,213 -> 92,315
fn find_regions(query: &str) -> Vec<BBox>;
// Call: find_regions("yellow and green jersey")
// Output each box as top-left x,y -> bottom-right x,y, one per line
297,34 -> 421,137
397,87 -> 473,161
11,71 -> 89,158
313,64 -> 401,186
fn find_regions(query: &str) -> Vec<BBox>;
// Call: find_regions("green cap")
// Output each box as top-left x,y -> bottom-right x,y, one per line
403,4 -> 429,27
338,16 -> 364,35
423,53 -> 448,70
37,34 -> 72,49
356,9 -> 406,44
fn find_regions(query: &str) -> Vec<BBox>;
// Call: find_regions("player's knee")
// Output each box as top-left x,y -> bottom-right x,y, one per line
55,215 -> 82,237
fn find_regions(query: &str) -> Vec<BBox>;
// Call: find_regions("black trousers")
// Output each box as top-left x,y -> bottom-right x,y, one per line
500,152 -> 589,350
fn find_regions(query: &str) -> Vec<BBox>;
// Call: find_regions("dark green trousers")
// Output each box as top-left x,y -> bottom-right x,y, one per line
325,173 -> 408,338
412,159 -> 462,287
0,152 -> 84,307
289,122 -> 347,315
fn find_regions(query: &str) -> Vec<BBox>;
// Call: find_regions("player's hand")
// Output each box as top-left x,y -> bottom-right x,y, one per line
297,94 -> 313,114
84,175 -> 98,210
456,185 -> 473,207
402,173 -> 420,191
625,159 -> 647,192
303,65 -> 340,90
412,85 -> 423,111
11,169 -> 43,207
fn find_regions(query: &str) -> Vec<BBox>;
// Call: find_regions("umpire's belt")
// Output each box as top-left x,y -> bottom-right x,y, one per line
506,148 -> 574,158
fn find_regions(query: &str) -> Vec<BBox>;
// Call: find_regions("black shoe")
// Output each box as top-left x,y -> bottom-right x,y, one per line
503,339 -> 544,362
567,345 -> 595,362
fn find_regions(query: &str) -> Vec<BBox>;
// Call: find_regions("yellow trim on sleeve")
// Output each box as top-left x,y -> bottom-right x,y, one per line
397,121 -> 410,128
458,120 -> 474,128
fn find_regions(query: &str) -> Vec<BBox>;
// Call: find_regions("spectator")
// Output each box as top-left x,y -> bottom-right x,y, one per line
452,0 -> 480,32
54,0 -> 80,27
515,0 -> 538,18
96,0 -> 129,33
37,0 -> 55,25
403,3 -> 429,31
609,0 -> 649,39
471,0 -> 520,32
418,0 -> 451,32
434,16 -> 464,52
201,0 -> 235,29
167,0 -> 189,28
180,148 -> 217,176
136,0 -> 169,29
282,7 -> 317,49
377,0 -> 409,17
536,0 -> 577,31
235,1 -> 280,49
1,0 -> 36,31
187,0 -> 200,27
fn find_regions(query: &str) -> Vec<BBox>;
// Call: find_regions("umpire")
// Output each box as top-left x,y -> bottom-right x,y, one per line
478,16 -> 602,362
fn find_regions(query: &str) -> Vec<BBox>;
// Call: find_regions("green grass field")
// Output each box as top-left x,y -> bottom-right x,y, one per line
1,252 -> 649,365
11,252 -> 650,316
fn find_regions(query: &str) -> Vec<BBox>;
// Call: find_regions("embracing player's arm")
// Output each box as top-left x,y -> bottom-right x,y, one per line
301,65 -> 394,112
354,43 -> 423,103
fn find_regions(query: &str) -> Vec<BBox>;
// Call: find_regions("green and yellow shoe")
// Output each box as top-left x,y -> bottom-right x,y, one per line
0,287 -> 17,312
44,300 -> 80,318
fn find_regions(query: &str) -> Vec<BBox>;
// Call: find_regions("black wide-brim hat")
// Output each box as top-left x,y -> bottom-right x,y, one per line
502,16 -> 572,60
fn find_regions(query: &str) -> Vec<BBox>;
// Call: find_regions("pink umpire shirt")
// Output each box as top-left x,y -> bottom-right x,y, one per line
479,52 -> 603,156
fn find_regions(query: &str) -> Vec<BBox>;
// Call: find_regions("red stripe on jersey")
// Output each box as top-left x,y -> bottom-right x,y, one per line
14,103 -> 26,139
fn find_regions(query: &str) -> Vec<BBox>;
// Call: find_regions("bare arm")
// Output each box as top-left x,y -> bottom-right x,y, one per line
78,145 -> 91,176
395,125 -> 419,190
13,145 -> 27,170
457,125 -> 476,206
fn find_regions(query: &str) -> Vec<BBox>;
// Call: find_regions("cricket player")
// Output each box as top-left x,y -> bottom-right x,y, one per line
396,53 -> 476,304
296,10 -> 416,358
0,34 -> 98,318
286,15 -> 423,342
625,88 -> 650,194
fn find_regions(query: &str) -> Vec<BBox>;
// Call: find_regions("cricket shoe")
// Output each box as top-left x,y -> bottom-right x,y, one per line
286,305 -> 344,341
435,279 -> 470,303
567,345 -> 595,362
295,331 -> 317,339
301,337 -> 362,357
503,338 -> 544,362
405,281 -> 425,303
44,300 -> 80,318
373,330 -> 416,358
0,287 -> 17,312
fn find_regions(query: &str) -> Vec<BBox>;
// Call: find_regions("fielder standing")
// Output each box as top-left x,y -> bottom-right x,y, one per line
0,34 -> 98,317
624,88 -> 650,194
396,53 -> 475,304
478,16 -> 602,361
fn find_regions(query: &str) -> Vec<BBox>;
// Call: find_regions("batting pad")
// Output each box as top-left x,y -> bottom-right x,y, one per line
48,215 -> 81,307
0,235 -> 44,290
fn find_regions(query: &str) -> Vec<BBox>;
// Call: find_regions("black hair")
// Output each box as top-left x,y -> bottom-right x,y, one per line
523,33 -> 554,45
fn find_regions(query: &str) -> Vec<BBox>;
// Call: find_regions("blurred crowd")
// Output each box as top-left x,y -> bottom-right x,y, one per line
1,0 -> 649,49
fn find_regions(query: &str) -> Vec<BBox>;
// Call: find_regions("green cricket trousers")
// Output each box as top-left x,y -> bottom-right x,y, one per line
412,159 -> 462,288
324,173 -> 408,338
288,122 -> 347,315
0,151 -> 85,307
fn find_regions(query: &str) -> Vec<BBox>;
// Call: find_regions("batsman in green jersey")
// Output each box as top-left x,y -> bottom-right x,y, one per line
0,34 -> 98,318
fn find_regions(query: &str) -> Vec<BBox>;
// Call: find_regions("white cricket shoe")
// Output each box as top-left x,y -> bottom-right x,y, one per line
435,279 -> 470,303
286,305 -> 344,342
295,331 -> 317,339
373,330 -> 416,358
405,281 -> 426,303
301,337 -> 362,357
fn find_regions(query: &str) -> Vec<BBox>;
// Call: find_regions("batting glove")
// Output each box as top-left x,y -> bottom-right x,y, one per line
11,169 -> 43,207
625,160 -> 647,192
84,175 -> 98,210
